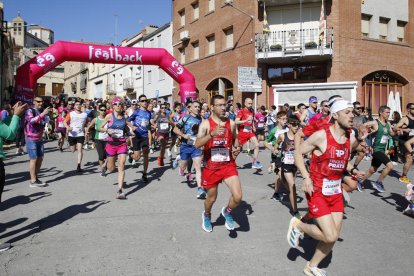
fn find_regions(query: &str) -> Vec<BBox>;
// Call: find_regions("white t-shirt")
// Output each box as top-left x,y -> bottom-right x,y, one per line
67,111 -> 87,137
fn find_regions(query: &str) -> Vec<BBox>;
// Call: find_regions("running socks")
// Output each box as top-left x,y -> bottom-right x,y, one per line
225,206 -> 233,214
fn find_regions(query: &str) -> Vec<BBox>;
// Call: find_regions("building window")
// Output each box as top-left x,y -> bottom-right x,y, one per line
224,27 -> 233,49
207,34 -> 215,55
159,69 -> 165,81
192,41 -> 199,60
148,70 -> 152,84
361,14 -> 371,37
267,63 -> 328,83
157,35 -> 162,48
179,9 -> 185,27
397,20 -> 406,42
379,17 -> 389,40
179,47 -> 186,64
150,38 -> 155,48
192,1 -> 199,20
208,0 -> 215,12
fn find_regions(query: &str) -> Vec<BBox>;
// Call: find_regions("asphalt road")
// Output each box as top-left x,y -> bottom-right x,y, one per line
0,140 -> 412,275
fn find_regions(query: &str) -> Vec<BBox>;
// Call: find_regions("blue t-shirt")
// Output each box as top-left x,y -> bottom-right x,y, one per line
128,109 -> 152,138
177,114 -> 202,143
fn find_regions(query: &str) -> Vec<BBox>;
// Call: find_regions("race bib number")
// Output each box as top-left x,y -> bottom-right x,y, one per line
322,178 -> 342,196
380,135 -> 388,144
257,123 -> 264,128
409,129 -> 414,136
112,129 -> 124,138
141,119 -> 149,127
243,126 -> 252,132
160,123 -> 169,131
58,122 -> 64,128
98,132 -> 109,140
187,136 -> 196,145
211,148 -> 230,162
283,152 -> 295,165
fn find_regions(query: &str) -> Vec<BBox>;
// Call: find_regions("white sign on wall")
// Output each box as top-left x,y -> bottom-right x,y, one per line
238,67 -> 262,93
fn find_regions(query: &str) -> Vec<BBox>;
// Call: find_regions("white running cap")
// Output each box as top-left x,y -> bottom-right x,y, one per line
330,99 -> 353,114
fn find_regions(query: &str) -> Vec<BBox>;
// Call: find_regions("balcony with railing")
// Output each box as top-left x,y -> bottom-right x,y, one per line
123,78 -> 134,90
256,27 -> 333,62
106,83 -> 116,95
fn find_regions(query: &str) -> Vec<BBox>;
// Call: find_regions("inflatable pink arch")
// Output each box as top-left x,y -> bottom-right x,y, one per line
13,41 -> 197,104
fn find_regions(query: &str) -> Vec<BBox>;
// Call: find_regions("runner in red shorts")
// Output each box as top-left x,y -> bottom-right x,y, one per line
235,98 -> 262,169
287,99 -> 365,275
195,94 -> 242,233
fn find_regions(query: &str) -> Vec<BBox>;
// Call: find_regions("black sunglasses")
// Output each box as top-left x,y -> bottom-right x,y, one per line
140,99 -> 148,102
100,109 -> 106,112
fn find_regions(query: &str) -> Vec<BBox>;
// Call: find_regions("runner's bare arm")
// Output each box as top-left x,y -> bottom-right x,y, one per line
404,136 -> 414,153
98,115 -> 110,132
86,118 -> 96,133
394,117 -> 408,131
299,110 -> 308,126
234,117 -> 245,125
194,120 -> 210,148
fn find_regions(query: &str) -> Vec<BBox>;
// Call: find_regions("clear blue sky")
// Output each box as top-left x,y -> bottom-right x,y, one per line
3,0 -> 172,44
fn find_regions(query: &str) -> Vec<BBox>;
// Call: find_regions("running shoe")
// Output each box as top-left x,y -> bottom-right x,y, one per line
91,143 -> 95,149
132,160 -> 139,168
167,149 -> 172,157
343,190 -> 350,207
15,148 -> 19,154
287,216 -> 304,248
172,156 -> 180,170
179,167 -> 185,176
403,203 -> 414,216
271,192 -> 283,202
399,176 -> 411,184
142,173 -> 148,183
197,187 -> 206,199
116,191 -> 126,199
187,173 -> 194,181
252,161 -> 263,169
303,262 -> 327,276
77,164 -> 82,173
372,180 -> 385,193
29,179 -> 47,188
128,154 -> 133,164
405,184 -> 414,201
59,147 -> 63,152
0,242 -> 11,252
268,163 -> 275,174
159,157 -> 164,167
221,207 -> 236,231
100,166 -> 107,177
392,161 -> 399,166
356,179 -> 364,192
83,144 -> 88,150
202,211 -> 213,232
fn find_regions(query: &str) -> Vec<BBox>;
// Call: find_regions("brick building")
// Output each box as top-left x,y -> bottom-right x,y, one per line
173,0 -> 414,115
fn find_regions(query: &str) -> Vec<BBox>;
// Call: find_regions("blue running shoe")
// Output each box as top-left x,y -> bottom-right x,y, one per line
202,211 -> 213,232
356,179 -> 364,192
372,180 -> 385,193
172,156 -> 180,170
252,161 -> 263,169
197,187 -> 206,199
221,207 -> 236,230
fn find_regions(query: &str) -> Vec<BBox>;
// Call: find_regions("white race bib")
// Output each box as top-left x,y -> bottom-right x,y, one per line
322,178 -> 342,196
283,152 -> 295,165
380,135 -> 388,144
98,132 -> 109,140
243,126 -> 252,132
257,123 -> 264,128
409,129 -> 414,137
187,136 -> 196,145
160,123 -> 169,131
112,129 -> 124,138
211,148 -> 230,162
58,122 -> 64,128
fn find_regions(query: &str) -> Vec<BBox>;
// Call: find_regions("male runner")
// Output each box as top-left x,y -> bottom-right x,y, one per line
64,100 -> 88,172
235,98 -> 262,169
173,101 -> 205,199
361,105 -> 395,192
394,102 -> 414,184
299,96 -> 319,126
127,94 -> 151,183
196,95 -> 242,232
287,99 -> 364,275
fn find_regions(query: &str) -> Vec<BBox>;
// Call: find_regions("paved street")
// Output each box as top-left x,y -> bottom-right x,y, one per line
0,141 -> 412,275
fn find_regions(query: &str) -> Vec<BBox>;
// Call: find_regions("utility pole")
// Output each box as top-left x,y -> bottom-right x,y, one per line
114,14 -> 118,45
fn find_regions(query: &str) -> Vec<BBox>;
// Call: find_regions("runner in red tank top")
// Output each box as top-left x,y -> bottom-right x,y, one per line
287,99 -> 365,275
195,95 -> 242,233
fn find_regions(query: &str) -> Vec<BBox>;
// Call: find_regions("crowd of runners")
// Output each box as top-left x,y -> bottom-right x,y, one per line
1,93 -> 414,275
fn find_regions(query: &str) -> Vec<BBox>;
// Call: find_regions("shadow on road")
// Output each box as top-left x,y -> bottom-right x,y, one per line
287,238 -> 333,269
381,192 -> 407,212
212,201 -> 253,238
0,218 -> 28,234
0,200 -> 108,244
0,192 -> 52,211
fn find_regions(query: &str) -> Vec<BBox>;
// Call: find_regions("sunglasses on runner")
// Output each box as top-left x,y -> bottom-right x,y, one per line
100,109 -> 106,112
113,103 -> 122,107
140,99 -> 148,103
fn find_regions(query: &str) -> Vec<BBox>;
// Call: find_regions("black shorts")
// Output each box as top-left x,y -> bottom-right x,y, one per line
132,136 -> 149,151
282,164 -> 297,174
68,136 -> 85,146
256,129 -> 265,136
371,151 -> 391,169
271,154 -> 282,174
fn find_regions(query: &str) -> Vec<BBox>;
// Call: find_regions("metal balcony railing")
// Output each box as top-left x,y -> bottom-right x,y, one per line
123,78 -> 134,90
106,83 -> 116,95
256,27 -> 334,58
